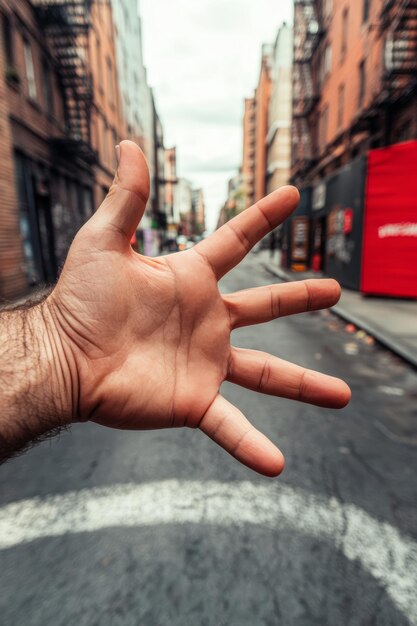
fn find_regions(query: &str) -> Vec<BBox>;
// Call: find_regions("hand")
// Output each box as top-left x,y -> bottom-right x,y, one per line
46,141 -> 350,476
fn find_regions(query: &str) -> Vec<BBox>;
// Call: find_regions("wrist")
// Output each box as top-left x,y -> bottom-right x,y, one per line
0,296 -> 77,461
37,296 -> 79,426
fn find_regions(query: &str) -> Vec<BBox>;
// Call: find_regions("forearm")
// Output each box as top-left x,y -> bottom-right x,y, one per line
0,296 -> 75,463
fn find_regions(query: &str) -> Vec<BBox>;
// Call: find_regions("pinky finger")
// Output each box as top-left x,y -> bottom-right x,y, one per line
199,394 -> 285,477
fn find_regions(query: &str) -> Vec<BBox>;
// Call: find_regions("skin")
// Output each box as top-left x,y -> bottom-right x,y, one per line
0,141 -> 350,475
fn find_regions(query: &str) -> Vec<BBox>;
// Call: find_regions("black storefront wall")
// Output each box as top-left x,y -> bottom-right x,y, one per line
14,152 -> 57,286
281,187 -> 312,270
318,156 -> 367,290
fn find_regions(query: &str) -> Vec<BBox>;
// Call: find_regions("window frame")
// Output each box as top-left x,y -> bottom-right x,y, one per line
337,84 -> 345,130
363,0 -> 371,23
41,57 -> 54,115
324,44 -> 332,79
341,7 -> 349,63
2,12 -> 14,67
23,38 -> 37,101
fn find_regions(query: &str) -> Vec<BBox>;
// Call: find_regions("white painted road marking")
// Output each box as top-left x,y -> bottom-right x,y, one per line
378,385 -> 405,397
0,480 -> 416,624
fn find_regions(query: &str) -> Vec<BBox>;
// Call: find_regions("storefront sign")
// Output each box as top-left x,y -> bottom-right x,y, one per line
343,209 -> 354,234
362,140 -> 417,297
312,182 -> 326,211
378,222 -> 417,238
291,217 -> 309,262
327,207 -> 354,264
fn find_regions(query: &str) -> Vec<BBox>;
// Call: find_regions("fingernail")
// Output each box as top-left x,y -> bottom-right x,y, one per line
115,145 -> 120,163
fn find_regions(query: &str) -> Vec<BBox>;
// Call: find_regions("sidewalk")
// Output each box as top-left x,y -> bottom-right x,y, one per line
261,252 -> 417,369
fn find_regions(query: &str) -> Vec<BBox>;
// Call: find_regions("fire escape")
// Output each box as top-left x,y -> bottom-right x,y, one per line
33,0 -> 96,163
292,0 -> 323,174
380,0 -> 417,101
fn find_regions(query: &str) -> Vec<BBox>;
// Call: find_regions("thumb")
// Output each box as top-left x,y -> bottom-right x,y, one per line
91,140 -> 150,247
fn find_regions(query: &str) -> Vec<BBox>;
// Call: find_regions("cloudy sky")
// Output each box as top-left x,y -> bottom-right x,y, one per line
140,0 -> 293,230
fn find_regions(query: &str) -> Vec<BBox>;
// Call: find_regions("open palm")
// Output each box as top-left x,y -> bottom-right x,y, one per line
50,141 -> 350,477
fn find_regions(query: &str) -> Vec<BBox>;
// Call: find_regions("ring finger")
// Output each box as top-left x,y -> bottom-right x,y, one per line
227,347 -> 351,409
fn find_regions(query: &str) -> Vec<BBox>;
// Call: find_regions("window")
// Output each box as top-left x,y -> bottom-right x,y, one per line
337,84 -> 345,129
102,117 -> 109,164
2,14 -> 14,67
341,8 -> 348,62
358,60 -> 366,108
96,38 -> 103,90
23,39 -> 37,100
107,126 -> 113,167
42,59 -> 53,115
112,129 -> 118,168
83,187 -> 93,218
324,44 -> 332,78
106,56 -> 115,104
363,0 -> 371,23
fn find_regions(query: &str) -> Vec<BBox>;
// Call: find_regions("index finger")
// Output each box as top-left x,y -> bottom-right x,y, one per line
194,186 -> 299,279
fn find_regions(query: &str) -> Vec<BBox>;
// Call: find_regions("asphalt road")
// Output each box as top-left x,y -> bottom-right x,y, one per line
1,253 -> 417,626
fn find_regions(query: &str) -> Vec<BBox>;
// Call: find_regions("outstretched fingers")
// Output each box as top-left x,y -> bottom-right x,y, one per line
228,348 -> 351,409
224,279 -> 341,328
195,186 -> 300,279
199,395 -> 285,477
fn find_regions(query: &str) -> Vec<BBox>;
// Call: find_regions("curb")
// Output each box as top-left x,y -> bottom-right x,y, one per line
262,262 -> 417,370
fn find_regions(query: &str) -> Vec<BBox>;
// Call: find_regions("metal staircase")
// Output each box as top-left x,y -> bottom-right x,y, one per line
381,0 -> 417,96
292,0 -> 323,168
33,0 -> 96,163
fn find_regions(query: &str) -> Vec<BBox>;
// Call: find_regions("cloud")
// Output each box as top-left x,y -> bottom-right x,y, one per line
185,157 -> 240,175
141,0 -> 292,230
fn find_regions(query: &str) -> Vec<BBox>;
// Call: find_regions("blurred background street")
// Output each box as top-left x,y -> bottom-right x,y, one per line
1,0 -> 417,624
1,254 -> 417,626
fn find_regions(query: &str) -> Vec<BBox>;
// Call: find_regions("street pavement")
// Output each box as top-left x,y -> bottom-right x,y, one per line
263,251 -> 417,369
1,252 -> 417,626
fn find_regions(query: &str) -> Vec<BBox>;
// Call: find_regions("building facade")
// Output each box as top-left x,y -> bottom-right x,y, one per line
176,177 -> 193,237
0,3 -> 25,298
164,146 -> 178,245
0,0 -> 97,298
111,0 -> 146,144
287,0 -> 417,288
90,0 -> 124,203
0,0 -> 174,299
217,173 -> 246,229
254,44 -> 272,203
110,0 -> 157,254
292,0 -> 417,185
192,188 -> 206,235
266,22 -> 293,194
242,97 -> 256,209
241,45 -> 273,211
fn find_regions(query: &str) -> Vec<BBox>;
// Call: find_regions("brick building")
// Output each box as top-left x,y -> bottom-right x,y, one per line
241,45 -> 273,209
192,188 -> 206,235
152,100 -> 166,227
0,0 -> 97,298
254,45 -> 272,203
266,23 -> 293,194
89,0 -> 124,204
286,0 -> 417,287
164,146 -> 178,245
0,0 -> 162,299
242,97 -> 256,208
292,0 -> 417,184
